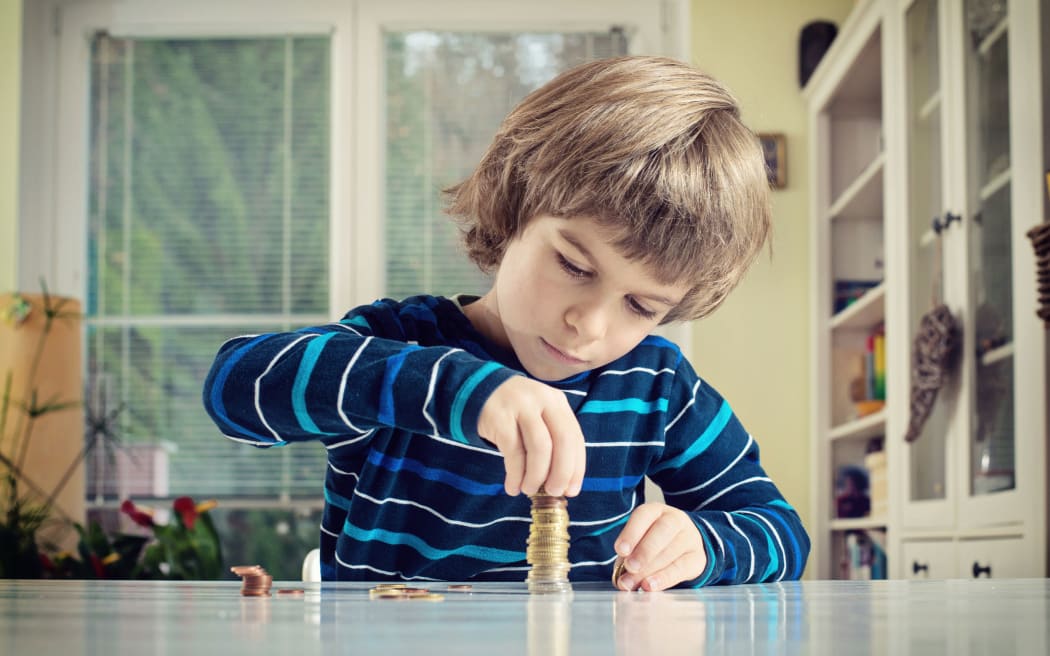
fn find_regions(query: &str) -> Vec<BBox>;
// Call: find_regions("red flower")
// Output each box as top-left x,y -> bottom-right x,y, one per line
120,499 -> 155,528
173,496 -> 198,530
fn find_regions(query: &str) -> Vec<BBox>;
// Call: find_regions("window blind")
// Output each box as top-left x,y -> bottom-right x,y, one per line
383,30 -> 628,298
85,34 -> 331,499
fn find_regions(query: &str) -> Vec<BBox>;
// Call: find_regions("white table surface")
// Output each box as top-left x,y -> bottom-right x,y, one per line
2,578 -> 1048,655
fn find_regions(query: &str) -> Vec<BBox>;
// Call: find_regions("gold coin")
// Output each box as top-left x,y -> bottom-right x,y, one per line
611,557 -> 626,588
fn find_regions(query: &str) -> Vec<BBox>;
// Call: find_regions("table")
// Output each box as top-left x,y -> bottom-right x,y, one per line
2,578 -> 1048,655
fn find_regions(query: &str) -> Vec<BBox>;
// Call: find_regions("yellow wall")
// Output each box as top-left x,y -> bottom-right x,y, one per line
690,0 -> 854,575
0,0 -> 20,293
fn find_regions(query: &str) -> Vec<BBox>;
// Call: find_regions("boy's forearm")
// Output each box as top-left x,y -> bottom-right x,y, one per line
685,504 -> 810,587
202,329 -> 518,446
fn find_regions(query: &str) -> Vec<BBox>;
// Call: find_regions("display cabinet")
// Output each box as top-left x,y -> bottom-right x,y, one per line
806,0 -> 890,580
807,0 -> 1047,580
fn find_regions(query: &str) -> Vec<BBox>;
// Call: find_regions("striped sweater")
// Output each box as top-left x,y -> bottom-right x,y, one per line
203,295 -> 809,585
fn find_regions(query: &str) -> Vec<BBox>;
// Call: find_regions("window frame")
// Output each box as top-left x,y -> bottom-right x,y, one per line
18,0 -> 691,509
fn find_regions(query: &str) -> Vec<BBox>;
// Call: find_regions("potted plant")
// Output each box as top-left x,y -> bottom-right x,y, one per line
0,287 -> 84,578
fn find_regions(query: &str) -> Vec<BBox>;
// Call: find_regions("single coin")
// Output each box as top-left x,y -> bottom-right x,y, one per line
611,557 -> 626,588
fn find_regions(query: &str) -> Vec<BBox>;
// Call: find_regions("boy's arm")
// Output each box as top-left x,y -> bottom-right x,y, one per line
202,310 -> 519,448
648,379 -> 811,587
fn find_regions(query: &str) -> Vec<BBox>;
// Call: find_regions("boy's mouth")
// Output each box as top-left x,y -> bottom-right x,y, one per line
541,338 -> 587,366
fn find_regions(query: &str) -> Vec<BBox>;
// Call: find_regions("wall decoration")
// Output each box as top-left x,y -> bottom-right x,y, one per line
759,132 -> 787,189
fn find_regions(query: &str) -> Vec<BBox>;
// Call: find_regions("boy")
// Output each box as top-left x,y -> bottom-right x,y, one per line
203,56 -> 809,590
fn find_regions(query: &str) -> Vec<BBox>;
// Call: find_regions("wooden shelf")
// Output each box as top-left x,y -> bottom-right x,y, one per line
829,408 -> 887,442
918,91 -> 941,122
980,341 -> 1015,367
979,168 -> 1011,201
830,282 -> 885,331
831,517 -> 888,531
828,152 -> 885,221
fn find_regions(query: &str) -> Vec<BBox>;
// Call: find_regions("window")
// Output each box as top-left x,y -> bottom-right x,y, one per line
383,30 -> 628,297
21,0 -> 680,571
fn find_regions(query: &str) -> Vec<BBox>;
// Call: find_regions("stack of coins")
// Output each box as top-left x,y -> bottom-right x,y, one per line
231,565 -> 273,597
525,488 -> 572,593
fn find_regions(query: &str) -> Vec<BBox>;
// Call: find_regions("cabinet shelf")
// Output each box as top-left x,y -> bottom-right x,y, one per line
979,167 -> 1011,201
918,91 -> 941,122
979,341 -> 1014,367
830,517 -> 888,531
829,408 -> 886,442
828,152 -> 885,221
830,282 -> 884,330
977,16 -> 1008,58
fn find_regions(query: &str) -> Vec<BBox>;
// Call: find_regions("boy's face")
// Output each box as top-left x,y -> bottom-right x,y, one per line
471,214 -> 689,381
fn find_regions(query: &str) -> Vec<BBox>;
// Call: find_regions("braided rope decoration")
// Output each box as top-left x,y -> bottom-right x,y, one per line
904,303 -> 960,443
1027,222 -> 1050,326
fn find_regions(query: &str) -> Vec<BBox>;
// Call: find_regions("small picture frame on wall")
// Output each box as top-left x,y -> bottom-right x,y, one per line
759,133 -> 787,189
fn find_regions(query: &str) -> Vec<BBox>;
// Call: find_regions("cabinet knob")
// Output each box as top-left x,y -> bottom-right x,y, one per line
931,212 -> 961,234
912,561 -> 929,576
972,561 -> 992,578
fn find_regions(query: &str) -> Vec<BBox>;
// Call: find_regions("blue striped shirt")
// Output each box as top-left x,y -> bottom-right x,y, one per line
202,295 -> 809,585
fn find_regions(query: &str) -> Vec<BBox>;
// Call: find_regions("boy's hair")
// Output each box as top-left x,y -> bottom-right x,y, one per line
444,55 -> 772,323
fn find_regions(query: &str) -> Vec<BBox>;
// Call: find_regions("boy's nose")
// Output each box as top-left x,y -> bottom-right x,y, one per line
564,300 -> 608,341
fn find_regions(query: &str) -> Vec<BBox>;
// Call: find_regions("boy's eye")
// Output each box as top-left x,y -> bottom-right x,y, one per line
627,297 -> 658,320
557,254 -> 590,279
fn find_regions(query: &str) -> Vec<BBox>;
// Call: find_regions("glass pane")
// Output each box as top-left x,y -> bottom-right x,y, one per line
972,357 -> 1015,493
86,35 -> 331,500
905,0 -> 948,503
383,31 -> 627,298
85,325 -> 328,499
965,0 -> 1015,495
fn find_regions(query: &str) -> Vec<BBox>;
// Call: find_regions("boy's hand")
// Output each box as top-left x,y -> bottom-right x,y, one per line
613,503 -> 707,591
477,376 -> 586,498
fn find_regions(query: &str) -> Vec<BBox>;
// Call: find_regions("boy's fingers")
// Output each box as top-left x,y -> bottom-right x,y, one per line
543,406 -> 584,497
620,512 -> 679,578
614,503 -> 661,557
519,413 -> 552,497
639,550 -> 707,592
499,427 -> 526,496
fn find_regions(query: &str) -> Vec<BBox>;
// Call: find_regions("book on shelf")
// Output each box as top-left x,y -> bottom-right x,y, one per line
833,279 -> 881,315
841,529 -> 887,580
849,322 -> 886,418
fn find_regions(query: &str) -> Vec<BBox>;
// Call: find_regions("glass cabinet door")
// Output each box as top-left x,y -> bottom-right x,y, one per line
903,0 -> 953,519
962,0 -> 1015,499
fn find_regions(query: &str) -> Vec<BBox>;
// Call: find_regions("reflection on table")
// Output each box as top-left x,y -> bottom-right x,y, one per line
2,578 -> 1047,655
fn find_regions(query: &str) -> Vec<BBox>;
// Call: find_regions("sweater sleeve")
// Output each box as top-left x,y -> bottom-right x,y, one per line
649,365 -> 810,586
201,301 -> 520,449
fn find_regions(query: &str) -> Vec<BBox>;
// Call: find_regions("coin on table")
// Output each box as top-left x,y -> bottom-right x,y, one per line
611,557 -> 627,588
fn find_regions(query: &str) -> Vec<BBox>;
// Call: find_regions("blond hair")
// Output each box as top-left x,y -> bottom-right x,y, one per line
444,55 -> 771,322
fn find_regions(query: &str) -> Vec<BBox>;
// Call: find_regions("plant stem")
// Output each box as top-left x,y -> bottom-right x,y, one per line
0,372 -> 12,454
10,297 -> 54,473
0,451 -> 72,524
